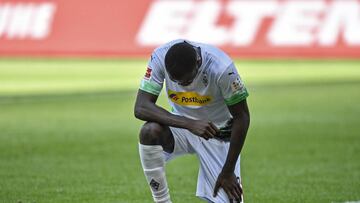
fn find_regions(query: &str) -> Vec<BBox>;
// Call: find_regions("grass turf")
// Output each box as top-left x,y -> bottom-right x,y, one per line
0,59 -> 359,203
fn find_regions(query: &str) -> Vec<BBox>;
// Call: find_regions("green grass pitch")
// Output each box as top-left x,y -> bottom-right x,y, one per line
0,59 -> 359,203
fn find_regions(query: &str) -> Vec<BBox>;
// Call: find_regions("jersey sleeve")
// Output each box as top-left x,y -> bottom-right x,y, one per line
218,63 -> 249,106
139,52 -> 164,96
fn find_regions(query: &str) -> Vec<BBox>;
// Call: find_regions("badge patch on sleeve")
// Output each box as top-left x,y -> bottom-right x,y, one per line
144,67 -> 152,80
231,78 -> 245,92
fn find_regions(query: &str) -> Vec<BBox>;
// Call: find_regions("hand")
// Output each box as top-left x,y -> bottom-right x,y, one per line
213,172 -> 242,202
187,120 -> 219,140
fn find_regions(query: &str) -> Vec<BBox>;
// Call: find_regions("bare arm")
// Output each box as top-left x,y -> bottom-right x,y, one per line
134,89 -> 191,128
222,99 -> 250,173
134,89 -> 219,139
213,99 -> 250,201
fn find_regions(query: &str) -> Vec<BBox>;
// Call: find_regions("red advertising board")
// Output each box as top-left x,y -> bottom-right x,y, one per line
0,0 -> 360,58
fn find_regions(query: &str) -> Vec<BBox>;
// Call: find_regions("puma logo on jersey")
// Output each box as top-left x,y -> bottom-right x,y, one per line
168,90 -> 212,106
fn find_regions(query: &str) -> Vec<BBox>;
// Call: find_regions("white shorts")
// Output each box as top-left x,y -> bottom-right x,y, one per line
164,127 -> 242,203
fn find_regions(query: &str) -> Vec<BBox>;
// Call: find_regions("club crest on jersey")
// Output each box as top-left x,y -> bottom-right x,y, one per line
144,67 -> 152,80
202,71 -> 208,87
168,90 -> 212,106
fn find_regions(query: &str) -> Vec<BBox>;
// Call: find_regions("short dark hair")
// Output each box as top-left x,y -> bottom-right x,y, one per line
165,42 -> 197,79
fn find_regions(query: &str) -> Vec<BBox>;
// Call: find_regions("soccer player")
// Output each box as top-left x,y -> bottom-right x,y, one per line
134,39 -> 250,203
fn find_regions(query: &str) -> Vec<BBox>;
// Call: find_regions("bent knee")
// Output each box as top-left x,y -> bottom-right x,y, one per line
139,122 -> 166,145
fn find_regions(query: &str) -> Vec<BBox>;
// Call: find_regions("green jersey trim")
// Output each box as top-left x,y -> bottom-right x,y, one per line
224,90 -> 249,106
140,80 -> 162,96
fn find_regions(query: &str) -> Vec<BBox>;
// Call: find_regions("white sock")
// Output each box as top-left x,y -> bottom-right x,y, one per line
139,144 -> 172,203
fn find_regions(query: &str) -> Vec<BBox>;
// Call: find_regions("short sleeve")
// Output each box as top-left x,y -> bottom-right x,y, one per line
218,63 -> 249,106
139,53 -> 164,96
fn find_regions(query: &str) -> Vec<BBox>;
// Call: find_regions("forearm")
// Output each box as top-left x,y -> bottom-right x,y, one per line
221,116 -> 250,173
135,102 -> 192,129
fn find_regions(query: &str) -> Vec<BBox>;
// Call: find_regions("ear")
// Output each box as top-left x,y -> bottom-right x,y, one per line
197,58 -> 201,67
195,47 -> 202,67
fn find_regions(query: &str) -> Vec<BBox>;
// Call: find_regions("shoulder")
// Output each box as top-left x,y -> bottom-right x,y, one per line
195,42 -> 234,79
201,43 -> 232,65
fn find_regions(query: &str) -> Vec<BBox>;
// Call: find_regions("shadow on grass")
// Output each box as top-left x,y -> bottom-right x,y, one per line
0,90 -> 138,104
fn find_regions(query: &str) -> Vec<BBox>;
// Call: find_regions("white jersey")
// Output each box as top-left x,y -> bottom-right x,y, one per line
139,39 -> 249,127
